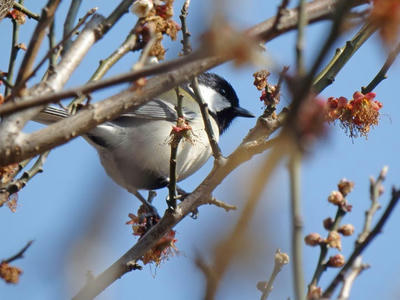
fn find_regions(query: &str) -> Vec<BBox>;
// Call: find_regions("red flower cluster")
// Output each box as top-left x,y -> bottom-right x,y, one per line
126,209 -> 177,265
326,92 -> 382,138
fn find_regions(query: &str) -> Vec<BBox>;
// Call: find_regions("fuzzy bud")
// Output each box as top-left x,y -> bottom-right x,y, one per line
327,254 -> 345,267
304,233 -> 323,246
327,231 -> 342,251
323,217 -> 334,230
338,178 -> 354,196
274,249 -> 290,265
328,190 -> 344,206
307,285 -> 322,300
131,0 -> 153,18
338,224 -> 355,236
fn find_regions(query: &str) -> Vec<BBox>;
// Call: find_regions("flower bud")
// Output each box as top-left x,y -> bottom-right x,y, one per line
328,191 -> 344,206
307,285 -> 322,299
327,231 -> 342,250
323,217 -> 334,230
274,249 -> 289,265
338,179 -> 354,196
327,254 -> 345,267
304,233 -> 323,246
338,224 -> 355,236
131,0 -> 153,18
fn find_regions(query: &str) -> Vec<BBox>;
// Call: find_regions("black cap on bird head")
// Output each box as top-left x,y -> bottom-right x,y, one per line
197,73 -> 254,133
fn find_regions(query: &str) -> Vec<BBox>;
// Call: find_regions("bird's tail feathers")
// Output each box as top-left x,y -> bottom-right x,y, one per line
33,106 -> 70,125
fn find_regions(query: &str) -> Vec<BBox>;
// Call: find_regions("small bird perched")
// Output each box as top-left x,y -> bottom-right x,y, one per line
35,73 -> 253,204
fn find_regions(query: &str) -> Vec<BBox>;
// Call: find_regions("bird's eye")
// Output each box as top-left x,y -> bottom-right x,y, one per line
220,88 -> 226,96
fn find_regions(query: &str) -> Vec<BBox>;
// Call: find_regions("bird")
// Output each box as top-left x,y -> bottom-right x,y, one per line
35,72 -> 254,206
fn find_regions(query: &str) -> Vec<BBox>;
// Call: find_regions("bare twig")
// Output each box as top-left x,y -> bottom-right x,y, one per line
357,166 -> 387,244
167,88 -> 184,210
312,22 -> 377,94
191,76 -> 223,160
337,256 -> 369,300
14,0 -> 61,92
5,2 -> 22,96
201,196 -> 237,212
272,0 -> 290,31
289,149 -> 304,300
296,0 -> 307,76
179,0 -> 192,55
62,0 -> 83,55
131,35 -> 157,71
362,42 -> 400,94
257,250 -> 290,300
0,73 -> 14,90
13,2 -> 40,20
323,187 -> 400,298
47,19 -> 57,73
0,151 -> 49,205
3,240 -> 34,264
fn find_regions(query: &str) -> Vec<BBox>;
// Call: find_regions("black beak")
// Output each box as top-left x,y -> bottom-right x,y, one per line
234,106 -> 255,118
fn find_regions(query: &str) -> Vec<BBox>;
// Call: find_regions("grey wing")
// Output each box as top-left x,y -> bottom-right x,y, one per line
112,99 -> 196,123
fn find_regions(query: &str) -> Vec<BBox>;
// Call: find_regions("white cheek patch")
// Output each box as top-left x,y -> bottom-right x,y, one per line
197,85 -> 231,113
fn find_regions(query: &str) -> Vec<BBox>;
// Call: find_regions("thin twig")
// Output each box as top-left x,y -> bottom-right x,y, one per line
258,250 -> 290,300
202,197 -> 237,212
3,240 -> 34,264
296,0 -> 306,76
362,42 -> 400,94
13,2 -> 40,20
337,256 -> 369,300
131,35 -> 157,71
5,3 -> 22,96
47,19 -> 57,72
62,0 -> 83,55
191,76 -> 223,160
312,22 -> 377,94
167,88 -> 185,210
323,187 -> 400,298
272,0 -> 290,31
0,73 -> 14,90
289,149 -> 304,300
0,151 -> 49,205
357,166 -> 387,244
14,0 -> 61,93
179,0 -> 192,55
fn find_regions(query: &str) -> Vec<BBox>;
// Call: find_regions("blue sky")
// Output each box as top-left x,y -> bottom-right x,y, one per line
1,1 -> 400,299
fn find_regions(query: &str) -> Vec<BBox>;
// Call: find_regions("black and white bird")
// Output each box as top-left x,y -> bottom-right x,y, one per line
35,72 -> 254,203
